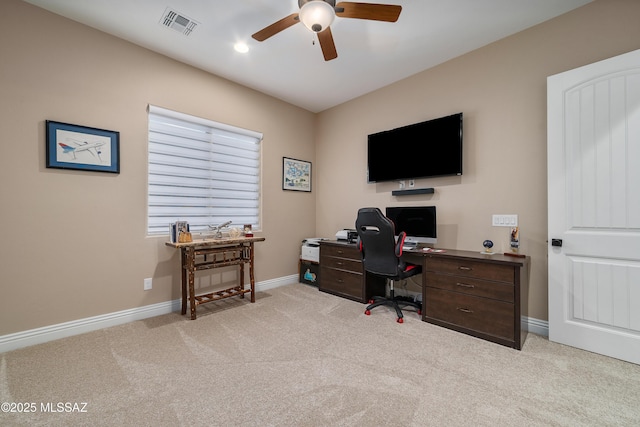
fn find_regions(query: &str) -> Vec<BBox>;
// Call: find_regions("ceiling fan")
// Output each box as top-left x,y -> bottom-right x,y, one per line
251,0 -> 402,61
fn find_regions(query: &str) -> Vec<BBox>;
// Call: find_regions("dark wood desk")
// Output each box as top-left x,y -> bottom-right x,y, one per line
404,248 -> 529,350
166,237 -> 265,320
318,241 -> 529,349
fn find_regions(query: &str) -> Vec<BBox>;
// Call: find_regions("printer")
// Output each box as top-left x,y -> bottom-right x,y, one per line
335,228 -> 358,243
301,238 -> 325,263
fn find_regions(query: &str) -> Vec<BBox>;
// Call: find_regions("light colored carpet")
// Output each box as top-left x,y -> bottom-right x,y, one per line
1,283 -> 639,426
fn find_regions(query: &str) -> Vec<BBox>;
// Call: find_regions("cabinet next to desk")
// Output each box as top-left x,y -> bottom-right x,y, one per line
421,250 -> 529,350
319,240 -> 386,303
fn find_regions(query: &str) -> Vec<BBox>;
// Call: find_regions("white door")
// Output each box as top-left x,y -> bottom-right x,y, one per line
547,49 -> 640,365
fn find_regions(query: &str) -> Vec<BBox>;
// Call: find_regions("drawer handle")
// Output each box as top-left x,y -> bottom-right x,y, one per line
456,282 -> 475,288
337,250 -> 344,254
458,266 -> 472,271
336,262 -> 344,266
337,279 -> 344,283
457,307 -> 474,313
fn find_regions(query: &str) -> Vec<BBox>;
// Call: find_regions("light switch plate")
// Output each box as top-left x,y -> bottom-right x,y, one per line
492,214 -> 518,227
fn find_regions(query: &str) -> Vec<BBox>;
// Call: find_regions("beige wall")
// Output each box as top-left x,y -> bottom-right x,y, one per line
315,0 -> 640,321
1,0 -> 639,337
0,0 -> 316,335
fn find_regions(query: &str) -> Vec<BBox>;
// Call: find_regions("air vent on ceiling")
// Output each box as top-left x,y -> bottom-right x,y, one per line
160,8 -> 198,36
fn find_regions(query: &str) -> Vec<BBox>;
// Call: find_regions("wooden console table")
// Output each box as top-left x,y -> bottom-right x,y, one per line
166,236 -> 265,319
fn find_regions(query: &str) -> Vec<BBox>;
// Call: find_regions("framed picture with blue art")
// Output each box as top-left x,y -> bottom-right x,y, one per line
282,157 -> 311,192
46,120 -> 120,174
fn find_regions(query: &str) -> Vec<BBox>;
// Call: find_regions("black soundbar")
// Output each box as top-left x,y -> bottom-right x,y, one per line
391,188 -> 435,196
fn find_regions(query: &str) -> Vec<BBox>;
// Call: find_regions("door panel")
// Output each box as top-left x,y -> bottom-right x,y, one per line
548,48 -> 640,364
567,257 -> 640,329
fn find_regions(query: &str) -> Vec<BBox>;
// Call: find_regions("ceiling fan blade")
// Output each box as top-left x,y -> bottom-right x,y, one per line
335,2 -> 402,22
317,27 -> 338,61
251,13 -> 299,41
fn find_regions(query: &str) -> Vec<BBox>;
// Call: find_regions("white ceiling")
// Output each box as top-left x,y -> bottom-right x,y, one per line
25,0 -> 592,113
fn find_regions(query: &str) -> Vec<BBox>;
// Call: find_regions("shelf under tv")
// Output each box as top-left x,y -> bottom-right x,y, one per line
391,188 -> 435,196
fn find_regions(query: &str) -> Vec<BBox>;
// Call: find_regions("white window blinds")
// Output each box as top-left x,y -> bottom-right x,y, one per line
147,105 -> 262,236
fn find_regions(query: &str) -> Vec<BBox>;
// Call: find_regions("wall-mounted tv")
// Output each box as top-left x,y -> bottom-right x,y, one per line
367,112 -> 463,183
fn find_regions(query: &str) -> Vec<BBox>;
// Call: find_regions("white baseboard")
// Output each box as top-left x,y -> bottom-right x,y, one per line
258,274 -> 299,291
0,274 -> 547,353
0,299 -> 181,354
523,316 -> 549,337
0,275 -> 299,354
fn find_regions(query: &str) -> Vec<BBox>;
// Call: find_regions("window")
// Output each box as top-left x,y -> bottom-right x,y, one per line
147,105 -> 262,236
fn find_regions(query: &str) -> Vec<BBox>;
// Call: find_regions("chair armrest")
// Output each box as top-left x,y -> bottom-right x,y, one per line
395,231 -> 406,257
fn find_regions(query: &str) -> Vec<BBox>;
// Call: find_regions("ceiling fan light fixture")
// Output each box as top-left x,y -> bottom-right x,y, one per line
299,0 -> 335,33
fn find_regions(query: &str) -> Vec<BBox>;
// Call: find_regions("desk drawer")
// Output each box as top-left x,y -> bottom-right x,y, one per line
320,267 -> 363,299
426,257 -> 514,283
321,244 -> 360,260
425,272 -> 514,303
424,288 -> 514,340
322,256 -> 362,273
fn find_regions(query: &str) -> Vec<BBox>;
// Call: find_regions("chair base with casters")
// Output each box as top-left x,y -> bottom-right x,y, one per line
364,279 -> 422,323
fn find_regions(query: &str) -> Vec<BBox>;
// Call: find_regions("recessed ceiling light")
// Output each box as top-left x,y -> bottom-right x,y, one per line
234,42 -> 249,53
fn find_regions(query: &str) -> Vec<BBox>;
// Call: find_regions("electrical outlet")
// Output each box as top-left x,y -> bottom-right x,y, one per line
143,278 -> 152,290
492,214 -> 518,227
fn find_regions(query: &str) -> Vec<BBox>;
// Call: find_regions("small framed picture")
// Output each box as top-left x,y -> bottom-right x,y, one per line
46,120 -> 120,173
282,157 -> 311,192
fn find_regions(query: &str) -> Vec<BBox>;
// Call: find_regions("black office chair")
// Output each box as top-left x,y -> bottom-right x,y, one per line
355,207 -> 422,323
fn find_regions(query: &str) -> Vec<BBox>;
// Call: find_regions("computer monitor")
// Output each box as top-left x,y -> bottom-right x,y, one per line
385,206 -> 437,246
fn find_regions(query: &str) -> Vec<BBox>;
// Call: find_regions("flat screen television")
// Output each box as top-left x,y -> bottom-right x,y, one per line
367,113 -> 463,183
385,206 -> 437,246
